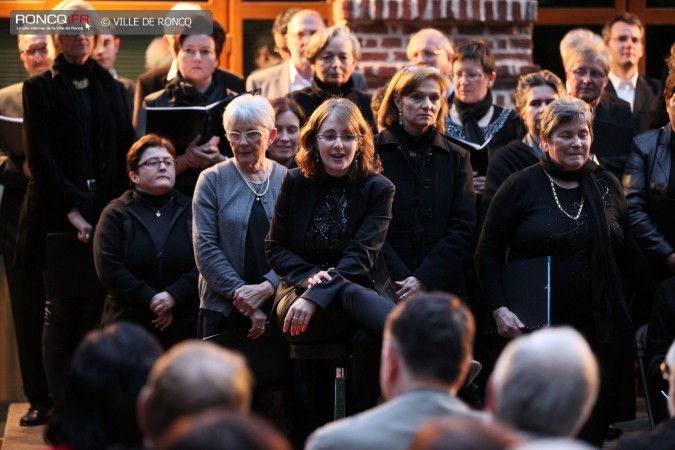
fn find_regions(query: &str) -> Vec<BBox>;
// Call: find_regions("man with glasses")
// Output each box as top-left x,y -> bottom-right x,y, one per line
564,43 -> 636,179
406,28 -> 454,93
602,13 -> 660,133
0,34 -> 54,427
246,9 -> 326,99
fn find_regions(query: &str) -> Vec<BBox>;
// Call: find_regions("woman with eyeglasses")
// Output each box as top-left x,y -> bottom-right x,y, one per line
143,19 -> 237,197
266,98 -> 396,415
193,95 -> 289,413
18,0 -> 134,413
375,66 -> 475,301
94,134 -> 198,349
444,40 -> 525,197
289,25 -> 375,132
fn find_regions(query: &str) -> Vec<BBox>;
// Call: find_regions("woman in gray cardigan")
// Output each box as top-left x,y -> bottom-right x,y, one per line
192,94 -> 287,375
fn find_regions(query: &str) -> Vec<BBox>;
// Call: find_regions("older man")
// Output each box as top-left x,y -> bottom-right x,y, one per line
564,41 -> 637,179
407,28 -> 454,77
137,340 -> 253,449
487,327 -> 599,442
602,13 -> 660,132
0,34 -> 53,427
246,9 -> 325,99
306,292 -> 483,450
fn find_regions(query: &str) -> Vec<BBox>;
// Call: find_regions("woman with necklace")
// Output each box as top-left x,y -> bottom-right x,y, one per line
375,66 -> 476,301
193,94 -> 288,422
476,97 -> 653,446
17,0 -> 134,413
94,134 -> 198,349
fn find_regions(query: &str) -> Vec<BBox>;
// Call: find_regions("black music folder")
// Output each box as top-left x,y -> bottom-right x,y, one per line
502,255 -> 551,330
0,115 -> 24,158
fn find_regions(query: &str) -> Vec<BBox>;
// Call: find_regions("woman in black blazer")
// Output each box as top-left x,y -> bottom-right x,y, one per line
266,98 -> 395,414
18,3 -> 134,412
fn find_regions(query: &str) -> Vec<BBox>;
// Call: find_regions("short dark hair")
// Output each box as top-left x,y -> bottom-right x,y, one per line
127,133 -> 176,175
175,18 -> 226,60
385,292 -> 475,384
45,322 -> 163,450
454,39 -> 496,74
513,70 -> 566,114
270,97 -> 306,126
601,12 -> 644,44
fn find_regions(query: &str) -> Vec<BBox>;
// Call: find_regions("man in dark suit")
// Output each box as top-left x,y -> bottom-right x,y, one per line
94,34 -> 135,117
602,13 -> 660,133
306,293 -> 484,450
0,34 -> 53,427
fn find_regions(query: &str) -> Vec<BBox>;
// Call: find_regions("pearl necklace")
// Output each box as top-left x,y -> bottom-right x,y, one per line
234,160 -> 270,202
545,172 -> 584,221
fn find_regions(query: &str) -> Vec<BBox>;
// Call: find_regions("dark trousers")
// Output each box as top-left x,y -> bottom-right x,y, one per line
5,254 -> 51,411
42,295 -> 103,412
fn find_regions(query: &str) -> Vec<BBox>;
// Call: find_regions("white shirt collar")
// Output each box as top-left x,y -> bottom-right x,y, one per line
289,62 -> 311,92
608,70 -> 638,90
166,59 -> 178,81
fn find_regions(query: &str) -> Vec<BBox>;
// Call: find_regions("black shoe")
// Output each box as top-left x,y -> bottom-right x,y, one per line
19,408 -> 51,426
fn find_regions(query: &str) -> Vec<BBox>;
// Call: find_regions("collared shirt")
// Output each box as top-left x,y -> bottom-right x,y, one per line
523,132 -> 544,158
166,59 -> 178,82
608,70 -> 639,112
289,62 -> 312,93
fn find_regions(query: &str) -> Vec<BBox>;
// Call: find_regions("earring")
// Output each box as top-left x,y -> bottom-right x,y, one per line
315,150 -> 320,162
398,110 -> 403,126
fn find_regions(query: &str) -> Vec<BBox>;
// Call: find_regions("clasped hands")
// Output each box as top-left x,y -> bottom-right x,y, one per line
232,281 -> 274,340
179,135 -> 224,172
149,291 -> 176,331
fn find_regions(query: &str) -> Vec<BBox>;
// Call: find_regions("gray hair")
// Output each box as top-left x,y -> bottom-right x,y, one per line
564,42 -> 610,75
490,327 -> 599,438
539,97 -> 594,143
304,25 -> 360,64
222,94 -> 276,131
559,28 -> 603,70
49,0 -> 99,59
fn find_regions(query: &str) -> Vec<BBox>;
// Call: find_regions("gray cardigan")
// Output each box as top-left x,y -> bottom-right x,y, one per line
193,158 -> 287,315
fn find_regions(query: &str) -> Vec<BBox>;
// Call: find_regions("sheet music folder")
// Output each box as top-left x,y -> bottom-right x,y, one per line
502,255 -> 551,330
0,115 -> 24,158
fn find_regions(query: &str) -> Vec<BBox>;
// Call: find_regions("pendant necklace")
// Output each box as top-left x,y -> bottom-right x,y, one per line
235,160 -> 270,202
151,196 -> 175,217
545,171 -> 584,221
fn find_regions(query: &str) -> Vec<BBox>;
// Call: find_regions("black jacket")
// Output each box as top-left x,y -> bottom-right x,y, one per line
289,76 -> 375,132
17,57 -> 134,267
604,74 -> 660,133
94,190 -> 198,345
592,91 -> 638,180
375,127 -> 476,298
623,125 -> 675,263
266,169 -> 396,308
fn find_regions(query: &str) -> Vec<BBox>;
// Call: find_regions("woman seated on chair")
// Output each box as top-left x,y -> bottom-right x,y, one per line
266,98 -> 396,414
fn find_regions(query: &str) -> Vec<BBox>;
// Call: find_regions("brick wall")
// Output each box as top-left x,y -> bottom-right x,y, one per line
335,0 -> 539,107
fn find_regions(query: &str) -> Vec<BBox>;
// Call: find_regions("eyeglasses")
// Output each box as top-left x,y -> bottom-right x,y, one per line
226,130 -> 265,143
452,71 -> 484,82
317,134 -> 360,144
319,54 -> 353,64
404,65 -> 441,74
22,46 -> 49,57
412,49 -> 447,59
180,48 -> 215,58
138,158 -> 175,168
571,69 -> 606,80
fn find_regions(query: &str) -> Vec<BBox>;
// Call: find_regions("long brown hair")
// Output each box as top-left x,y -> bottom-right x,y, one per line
296,98 -> 381,183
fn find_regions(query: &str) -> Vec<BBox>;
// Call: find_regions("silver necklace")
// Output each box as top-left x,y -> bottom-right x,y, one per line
235,161 -> 270,202
545,172 -> 584,221
139,195 -> 174,217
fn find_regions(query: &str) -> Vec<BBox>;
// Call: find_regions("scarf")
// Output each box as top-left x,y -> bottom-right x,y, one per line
164,73 -> 214,107
540,153 -> 632,344
54,53 -> 96,81
452,89 -> 493,144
